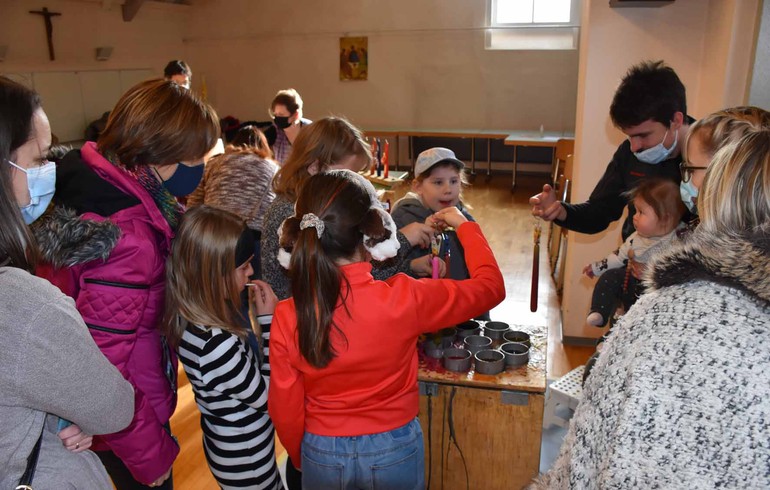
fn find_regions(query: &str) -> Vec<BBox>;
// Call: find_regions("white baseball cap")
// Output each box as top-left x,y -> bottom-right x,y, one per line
414,147 -> 465,177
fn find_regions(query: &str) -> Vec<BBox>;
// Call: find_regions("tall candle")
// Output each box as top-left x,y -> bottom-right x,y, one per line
382,140 -> 390,178
370,138 -> 378,175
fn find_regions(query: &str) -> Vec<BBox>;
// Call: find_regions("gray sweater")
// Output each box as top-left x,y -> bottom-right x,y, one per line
187,151 -> 278,232
534,227 -> 770,489
0,267 -> 134,489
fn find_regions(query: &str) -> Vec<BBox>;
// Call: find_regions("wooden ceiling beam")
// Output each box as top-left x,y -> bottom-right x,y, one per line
122,0 -> 145,21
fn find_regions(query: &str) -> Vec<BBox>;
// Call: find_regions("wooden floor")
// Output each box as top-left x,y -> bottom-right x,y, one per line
169,173 -> 595,489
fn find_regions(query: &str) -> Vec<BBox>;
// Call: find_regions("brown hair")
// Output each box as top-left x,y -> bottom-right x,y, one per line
685,106 -> 770,163
98,79 -> 219,170
627,178 -> 685,231
269,88 -> 303,116
272,116 -> 371,201
163,205 -> 247,347
699,129 -> 770,235
279,171 -> 390,368
229,125 -> 273,159
0,76 -> 41,271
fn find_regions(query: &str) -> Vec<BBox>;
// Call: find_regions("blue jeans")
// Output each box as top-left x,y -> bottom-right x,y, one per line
301,418 -> 425,490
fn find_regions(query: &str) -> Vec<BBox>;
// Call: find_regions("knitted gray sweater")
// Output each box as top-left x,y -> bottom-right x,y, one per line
0,267 -> 134,489
534,227 -> 770,489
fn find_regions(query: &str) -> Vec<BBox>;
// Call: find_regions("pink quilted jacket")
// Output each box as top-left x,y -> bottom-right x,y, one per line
36,142 -> 179,485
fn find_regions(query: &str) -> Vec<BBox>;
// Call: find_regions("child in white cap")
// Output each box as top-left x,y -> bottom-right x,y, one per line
391,147 -> 490,320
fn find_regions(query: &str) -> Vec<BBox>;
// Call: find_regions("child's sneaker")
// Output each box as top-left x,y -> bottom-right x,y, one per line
586,312 -> 605,327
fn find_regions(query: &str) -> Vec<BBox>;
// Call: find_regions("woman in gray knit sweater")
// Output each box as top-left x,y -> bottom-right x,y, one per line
188,125 -> 279,277
535,127 -> 770,488
1,76 -> 134,489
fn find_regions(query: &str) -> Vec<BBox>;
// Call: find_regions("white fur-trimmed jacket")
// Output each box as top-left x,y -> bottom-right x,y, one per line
534,226 -> 770,489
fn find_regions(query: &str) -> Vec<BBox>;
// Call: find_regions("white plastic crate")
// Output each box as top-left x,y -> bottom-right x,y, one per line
543,365 -> 585,429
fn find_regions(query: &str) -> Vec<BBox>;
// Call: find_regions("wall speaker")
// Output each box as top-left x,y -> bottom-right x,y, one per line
95,46 -> 113,61
0,46 -> 8,62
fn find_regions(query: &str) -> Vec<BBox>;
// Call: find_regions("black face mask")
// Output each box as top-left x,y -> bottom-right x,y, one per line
274,116 -> 292,129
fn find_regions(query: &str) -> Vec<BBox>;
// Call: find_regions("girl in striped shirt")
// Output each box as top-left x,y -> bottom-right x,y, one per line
163,205 -> 283,489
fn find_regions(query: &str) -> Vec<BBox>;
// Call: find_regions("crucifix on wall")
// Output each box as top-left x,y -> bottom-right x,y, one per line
29,7 -> 62,61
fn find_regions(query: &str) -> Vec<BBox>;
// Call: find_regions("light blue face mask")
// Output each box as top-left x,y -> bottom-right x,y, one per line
7,160 -> 56,224
634,128 -> 678,165
680,179 -> 698,214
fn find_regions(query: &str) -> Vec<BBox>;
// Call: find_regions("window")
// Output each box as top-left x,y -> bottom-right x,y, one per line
486,0 -> 581,50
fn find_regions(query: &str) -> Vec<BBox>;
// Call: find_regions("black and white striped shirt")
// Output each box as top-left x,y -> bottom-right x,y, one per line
178,316 -> 282,490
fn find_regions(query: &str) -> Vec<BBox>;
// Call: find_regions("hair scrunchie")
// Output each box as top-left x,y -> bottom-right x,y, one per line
300,213 -> 325,238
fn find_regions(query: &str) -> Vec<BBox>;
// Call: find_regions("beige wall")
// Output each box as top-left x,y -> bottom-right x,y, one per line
185,0 -> 579,131
0,0 -> 189,73
561,0 -> 761,340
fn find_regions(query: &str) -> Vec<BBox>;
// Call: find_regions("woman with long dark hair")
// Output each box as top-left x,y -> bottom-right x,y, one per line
0,76 -> 134,489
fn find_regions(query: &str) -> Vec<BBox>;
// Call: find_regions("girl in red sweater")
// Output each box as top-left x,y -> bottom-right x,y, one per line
267,169 -> 504,489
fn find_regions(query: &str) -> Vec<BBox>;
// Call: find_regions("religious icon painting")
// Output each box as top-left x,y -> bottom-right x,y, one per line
340,36 -> 368,81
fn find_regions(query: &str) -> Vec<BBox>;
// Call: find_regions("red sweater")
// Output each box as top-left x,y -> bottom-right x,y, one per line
268,222 -> 505,467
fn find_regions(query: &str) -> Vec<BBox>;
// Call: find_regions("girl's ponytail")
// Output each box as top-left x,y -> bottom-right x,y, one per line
290,217 -> 345,368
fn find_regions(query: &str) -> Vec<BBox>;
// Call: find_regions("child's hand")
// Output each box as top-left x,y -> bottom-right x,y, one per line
399,222 -> 434,248
58,424 -> 93,453
432,207 -> 468,230
411,255 -> 446,278
249,280 -> 278,316
583,264 -> 595,278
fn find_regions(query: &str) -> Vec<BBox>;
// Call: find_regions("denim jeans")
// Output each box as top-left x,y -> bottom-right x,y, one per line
301,418 -> 425,490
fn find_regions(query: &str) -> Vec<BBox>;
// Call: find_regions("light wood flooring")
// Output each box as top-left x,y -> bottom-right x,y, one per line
169,173 -> 595,489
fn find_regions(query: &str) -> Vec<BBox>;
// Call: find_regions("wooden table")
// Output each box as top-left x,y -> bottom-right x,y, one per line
504,131 -> 574,191
418,324 -> 547,490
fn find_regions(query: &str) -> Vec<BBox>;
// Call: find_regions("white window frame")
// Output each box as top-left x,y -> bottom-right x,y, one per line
486,0 -> 582,51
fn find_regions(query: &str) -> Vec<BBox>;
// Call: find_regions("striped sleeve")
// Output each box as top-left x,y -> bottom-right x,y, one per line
257,315 -> 272,381
198,331 -> 268,412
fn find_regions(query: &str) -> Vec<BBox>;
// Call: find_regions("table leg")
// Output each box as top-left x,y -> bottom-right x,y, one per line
409,135 -> 414,176
512,145 -> 518,192
470,138 -> 476,176
395,136 -> 400,171
486,139 -> 492,181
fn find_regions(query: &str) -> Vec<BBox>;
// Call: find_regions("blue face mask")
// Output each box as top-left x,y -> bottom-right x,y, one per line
634,128 -> 678,165
7,160 -> 56,224
160,162 -> 204,197
680,179 -> 698,214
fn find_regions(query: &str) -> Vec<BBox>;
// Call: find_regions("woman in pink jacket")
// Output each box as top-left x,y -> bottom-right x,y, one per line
33,79 -> 220,489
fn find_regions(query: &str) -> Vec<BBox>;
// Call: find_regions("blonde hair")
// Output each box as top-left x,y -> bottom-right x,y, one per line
685,106 -> 770,163
163,206 -> 247,347
699,129 -> 770,235
273,116 -> 371,201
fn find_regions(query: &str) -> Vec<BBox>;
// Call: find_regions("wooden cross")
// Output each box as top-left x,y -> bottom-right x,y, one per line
29,7 -> 62,61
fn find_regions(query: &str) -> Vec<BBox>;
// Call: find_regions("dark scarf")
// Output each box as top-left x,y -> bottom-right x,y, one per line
133,165 -> 184,231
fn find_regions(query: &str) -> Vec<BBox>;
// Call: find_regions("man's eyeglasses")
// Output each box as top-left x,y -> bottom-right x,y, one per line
679,161 -> 707,183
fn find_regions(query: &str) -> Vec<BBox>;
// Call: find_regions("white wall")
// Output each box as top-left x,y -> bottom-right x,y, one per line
561,0 -> 761,340
185,0 -> 579,132
749,0 -> 770,108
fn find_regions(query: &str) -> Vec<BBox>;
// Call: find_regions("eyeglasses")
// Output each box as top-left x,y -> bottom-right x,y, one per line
679,161 -> 707,183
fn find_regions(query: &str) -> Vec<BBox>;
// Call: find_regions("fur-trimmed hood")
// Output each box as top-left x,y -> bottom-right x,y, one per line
31,206 -> 120,269
645,225 -> 770,305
